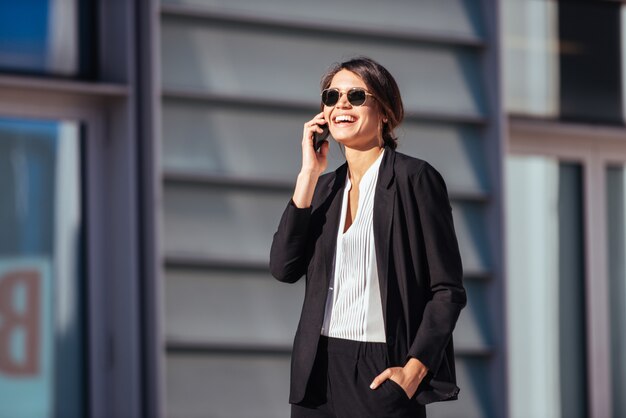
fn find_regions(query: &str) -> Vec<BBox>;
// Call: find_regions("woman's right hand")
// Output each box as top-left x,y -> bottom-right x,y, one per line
292,112 -> 330,208
301,112 -> 330,176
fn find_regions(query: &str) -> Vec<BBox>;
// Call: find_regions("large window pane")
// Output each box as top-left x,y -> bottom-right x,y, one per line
606,165 -> 626,417
502,0 -> 559,117
0,117 -> 84,418
502,1 -> 623,123
0,0 -> 88,76
558,2 -> 621,124
505,156 -> 587,418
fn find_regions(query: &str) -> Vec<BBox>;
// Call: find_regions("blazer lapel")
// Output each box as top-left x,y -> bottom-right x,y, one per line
373,147 -> 396,317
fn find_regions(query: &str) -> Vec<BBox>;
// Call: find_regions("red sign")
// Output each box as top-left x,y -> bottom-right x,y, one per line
0,260 -> 52,417
0,269 -> 41,376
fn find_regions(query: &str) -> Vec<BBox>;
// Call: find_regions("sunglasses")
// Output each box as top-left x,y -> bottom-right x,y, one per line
321,87 -> 375,107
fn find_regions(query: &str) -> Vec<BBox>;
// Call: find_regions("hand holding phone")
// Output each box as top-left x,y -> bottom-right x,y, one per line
313,123 -> 330,152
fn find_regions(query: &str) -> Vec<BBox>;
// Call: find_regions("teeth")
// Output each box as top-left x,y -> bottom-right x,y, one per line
334,115 -> 356,123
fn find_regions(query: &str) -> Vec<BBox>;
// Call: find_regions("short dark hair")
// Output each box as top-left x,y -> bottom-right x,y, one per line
320,56 -> 404,150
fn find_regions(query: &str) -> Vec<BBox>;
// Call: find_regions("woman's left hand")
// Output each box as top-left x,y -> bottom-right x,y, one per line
369,358 -> 429,398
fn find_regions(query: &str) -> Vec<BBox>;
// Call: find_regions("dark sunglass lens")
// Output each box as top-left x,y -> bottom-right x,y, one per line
322,89 -> 339,106
347,89 -> 366,106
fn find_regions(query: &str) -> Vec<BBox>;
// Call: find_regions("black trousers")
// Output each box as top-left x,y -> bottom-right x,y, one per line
291,336 -> 426,418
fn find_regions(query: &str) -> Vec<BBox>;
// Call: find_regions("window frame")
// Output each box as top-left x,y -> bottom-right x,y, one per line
507,117 -> 626,418
0,81 -> 145,418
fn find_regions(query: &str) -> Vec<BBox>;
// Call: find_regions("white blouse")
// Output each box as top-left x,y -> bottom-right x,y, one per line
321,150 -> 387,342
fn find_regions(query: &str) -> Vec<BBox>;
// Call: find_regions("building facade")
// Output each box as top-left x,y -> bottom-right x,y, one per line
0,0 -> 623,417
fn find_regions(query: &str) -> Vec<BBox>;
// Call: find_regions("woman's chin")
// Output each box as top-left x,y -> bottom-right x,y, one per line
334,137 -> 380,151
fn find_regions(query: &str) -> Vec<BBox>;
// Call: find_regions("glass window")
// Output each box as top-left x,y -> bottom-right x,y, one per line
502,0 -> 559,117
0,117 -> 84,418
606,165 -> 626,417
0,0 -> 91,76
506,155 -> 587,418
502,0 -> 622,124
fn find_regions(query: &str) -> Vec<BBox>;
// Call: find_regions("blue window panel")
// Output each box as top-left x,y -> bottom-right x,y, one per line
0,0 -> 79,75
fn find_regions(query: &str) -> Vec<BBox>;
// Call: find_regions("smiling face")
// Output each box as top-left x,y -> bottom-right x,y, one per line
323,69 -> 383,150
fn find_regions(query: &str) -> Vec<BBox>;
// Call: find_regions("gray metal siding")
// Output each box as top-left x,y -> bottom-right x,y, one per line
159,1 -> 502,416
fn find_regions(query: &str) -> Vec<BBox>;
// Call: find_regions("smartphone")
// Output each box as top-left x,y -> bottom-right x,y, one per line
313,123 -> 330,151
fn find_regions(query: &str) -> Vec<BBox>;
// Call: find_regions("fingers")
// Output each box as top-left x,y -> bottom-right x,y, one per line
299,112 -> 329,175
369,368 -> 394,389
318,139 -> 330,157
303,112 -> 325,128
302,113 -> 327,154
302,112 -> 327,143
310,111 -> 326,124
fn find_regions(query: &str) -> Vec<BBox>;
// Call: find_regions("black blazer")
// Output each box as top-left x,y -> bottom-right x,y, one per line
270,146 -> 466,405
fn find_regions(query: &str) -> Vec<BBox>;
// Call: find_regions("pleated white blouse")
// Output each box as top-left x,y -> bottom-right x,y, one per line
321,150 -> 387,343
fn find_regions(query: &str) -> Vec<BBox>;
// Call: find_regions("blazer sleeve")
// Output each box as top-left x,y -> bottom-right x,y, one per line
269,199 -> 312,283
407,163 -> 467,374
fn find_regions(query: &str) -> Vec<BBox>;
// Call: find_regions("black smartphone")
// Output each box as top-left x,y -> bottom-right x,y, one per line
313,124 -> 330,151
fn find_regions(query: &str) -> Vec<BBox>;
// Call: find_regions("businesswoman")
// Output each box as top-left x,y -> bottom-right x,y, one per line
270,57 -> 466,418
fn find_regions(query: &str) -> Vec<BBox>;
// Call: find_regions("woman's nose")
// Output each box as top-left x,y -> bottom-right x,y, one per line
336,92 -> 351,108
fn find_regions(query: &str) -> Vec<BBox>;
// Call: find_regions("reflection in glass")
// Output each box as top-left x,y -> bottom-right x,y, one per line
0,117 -> 83,417
506,156 -> 587,418
606,166 -> 626,417
502,0 -> 559,117
503,1 -> 623,123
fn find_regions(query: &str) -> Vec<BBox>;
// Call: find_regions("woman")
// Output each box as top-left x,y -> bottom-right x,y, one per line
270,57 -> 466,418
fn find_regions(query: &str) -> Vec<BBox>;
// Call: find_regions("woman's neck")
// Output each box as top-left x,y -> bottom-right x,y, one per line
345,145 -> 384,184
